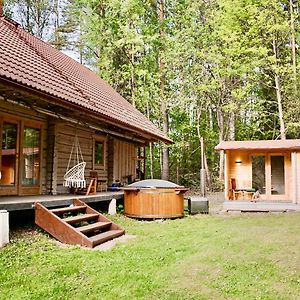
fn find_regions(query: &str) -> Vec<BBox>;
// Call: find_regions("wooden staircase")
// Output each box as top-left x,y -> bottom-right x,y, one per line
35,199 -> 125,248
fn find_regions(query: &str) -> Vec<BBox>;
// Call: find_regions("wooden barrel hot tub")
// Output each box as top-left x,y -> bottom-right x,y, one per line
123,180 -> 188,219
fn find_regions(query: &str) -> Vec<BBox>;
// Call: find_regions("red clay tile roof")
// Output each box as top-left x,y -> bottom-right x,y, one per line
0,17 -> 172,144
216,139 -> 300,151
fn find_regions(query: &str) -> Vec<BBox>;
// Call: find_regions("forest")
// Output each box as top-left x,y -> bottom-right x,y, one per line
3,0 -> 300,190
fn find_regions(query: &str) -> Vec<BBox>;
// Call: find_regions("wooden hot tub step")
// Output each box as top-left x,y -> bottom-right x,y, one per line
77,221 -> 112,234
35,199 -> 125,248
50,205 -> 87,215
89,229 -> 125,247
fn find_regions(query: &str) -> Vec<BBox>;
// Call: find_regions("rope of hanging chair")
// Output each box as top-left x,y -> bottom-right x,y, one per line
64,134 -> 86,188
66,135 -> 84,172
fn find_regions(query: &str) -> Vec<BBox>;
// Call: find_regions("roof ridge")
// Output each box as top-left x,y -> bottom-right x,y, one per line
12,25 -> 94,105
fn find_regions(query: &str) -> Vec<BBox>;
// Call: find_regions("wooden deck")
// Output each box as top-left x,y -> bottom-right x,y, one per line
0,191 -> 124,211
223,200 -> 300,212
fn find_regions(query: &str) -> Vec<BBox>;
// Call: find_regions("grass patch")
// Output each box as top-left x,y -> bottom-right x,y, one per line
1,213 -> 300,299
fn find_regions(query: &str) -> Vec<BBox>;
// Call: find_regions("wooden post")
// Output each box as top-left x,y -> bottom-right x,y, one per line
0,210 -> 9,248
138,147 -> 141,179
143,147 -> 146,180
291,152 -> 298,204
108,199 -> 117,215
224,152 -> 228,200
200,137 -> 206,197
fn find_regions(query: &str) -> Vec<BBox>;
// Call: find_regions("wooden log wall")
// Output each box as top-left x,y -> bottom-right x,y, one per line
0,99 -> 48,194
55,122 -> 108,194
0,99 -> 140,194
112,139 -> 137,185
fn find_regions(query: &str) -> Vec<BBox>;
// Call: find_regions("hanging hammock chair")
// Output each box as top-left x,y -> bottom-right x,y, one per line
63,135 -> 86,189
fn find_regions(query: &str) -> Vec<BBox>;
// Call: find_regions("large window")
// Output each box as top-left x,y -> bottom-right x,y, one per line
252,156 -> 266,194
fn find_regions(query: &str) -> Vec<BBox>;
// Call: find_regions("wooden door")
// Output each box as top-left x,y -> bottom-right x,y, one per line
19,121 -> 42,195
0,117 -> 20,195
0,116 -> 42,196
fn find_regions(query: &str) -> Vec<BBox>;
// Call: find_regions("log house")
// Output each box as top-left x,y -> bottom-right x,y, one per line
0,16 -> 171,201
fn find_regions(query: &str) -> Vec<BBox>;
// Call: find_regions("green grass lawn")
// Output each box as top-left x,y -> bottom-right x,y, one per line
1,213 -> 300,300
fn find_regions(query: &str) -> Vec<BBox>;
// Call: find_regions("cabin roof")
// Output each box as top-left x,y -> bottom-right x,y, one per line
0,17 -> 172,144
215,139 -> 300,151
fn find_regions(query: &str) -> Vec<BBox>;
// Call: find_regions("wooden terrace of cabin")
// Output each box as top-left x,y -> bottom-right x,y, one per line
0,16 -> 171,212
216,140 -> 300,212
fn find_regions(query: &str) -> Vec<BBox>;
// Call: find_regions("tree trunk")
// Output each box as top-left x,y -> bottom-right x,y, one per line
274,73 -> 286,140
217,108 -> 225,180
204,152 -> 212,190
146,101 -> 154,179
130,22 -> 136,108
228,110 -> 235,141
176,161 -> 179,184
159,0 -> 169,180
149,142 -> 154,179
272,35 -> 286,140
196,109 -> 211,190
289,0 -> 297,78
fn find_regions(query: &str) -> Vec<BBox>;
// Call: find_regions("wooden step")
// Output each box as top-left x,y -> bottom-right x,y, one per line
50,205 -> 86,215
77,221 -> 112,234
63,213 -> 99,224
35,199 -> 125,248
90,229 -> 125,247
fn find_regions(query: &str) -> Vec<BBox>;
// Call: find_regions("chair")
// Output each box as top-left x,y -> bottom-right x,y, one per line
230,178 -> 256,201
64,162 -> 86,189
230,178 -> 242,200
75,171 -> 98,195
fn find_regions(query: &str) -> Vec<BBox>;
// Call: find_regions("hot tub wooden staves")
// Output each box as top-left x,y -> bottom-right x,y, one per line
123,187 -> 188,219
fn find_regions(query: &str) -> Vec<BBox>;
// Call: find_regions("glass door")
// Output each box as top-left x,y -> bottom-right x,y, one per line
0,119 -> 19,195
270,155 -> 286,199
0,116 -> 42,196
19,124 -> 41,195
251,154 -> 288,200
252,155 -> 266,195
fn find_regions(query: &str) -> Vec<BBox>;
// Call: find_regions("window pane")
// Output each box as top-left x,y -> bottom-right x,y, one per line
1,122 -> 17,186
95,141 -> 103,165
271,156 -> 285,195
252,156 -> 265,194
22,127 -> 40,186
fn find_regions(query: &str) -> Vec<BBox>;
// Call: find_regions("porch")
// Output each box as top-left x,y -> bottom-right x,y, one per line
0,191 -> 124,211
223,200 -> 300,212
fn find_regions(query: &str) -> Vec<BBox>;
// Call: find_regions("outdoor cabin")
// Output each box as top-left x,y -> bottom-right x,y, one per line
0,16 -> 171,210
216,140 -> 300,212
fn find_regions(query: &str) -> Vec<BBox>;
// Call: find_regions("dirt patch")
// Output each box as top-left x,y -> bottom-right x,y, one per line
93,234 -> 136,251
51,234 -> 136,251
